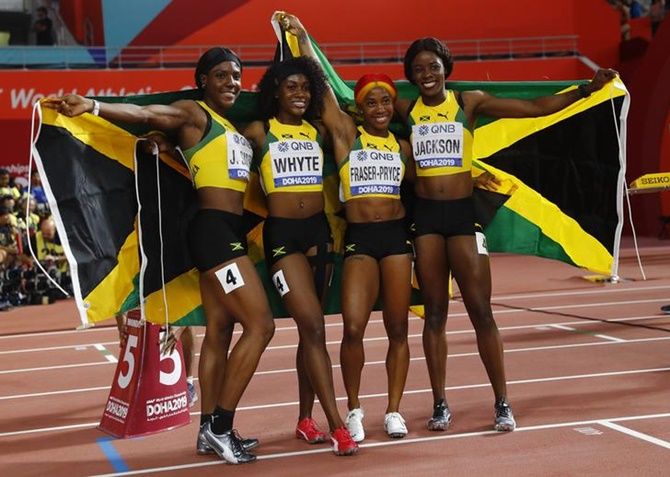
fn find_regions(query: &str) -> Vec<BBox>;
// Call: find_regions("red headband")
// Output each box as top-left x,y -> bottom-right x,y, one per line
354,74 -> 397,105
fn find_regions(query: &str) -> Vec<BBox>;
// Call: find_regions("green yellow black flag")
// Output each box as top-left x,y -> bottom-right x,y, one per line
33,27 -> 626,327
277,25 -> 628,277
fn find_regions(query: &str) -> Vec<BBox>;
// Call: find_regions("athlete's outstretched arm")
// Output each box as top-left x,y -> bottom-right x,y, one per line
466,68 -> 617,120
42,95 -> 194,132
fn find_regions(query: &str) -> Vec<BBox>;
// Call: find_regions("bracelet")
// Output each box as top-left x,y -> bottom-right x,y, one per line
91,99 -> 101,116
577,84 -> 591,99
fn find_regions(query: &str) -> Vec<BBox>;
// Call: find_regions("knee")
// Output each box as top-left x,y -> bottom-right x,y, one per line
343,321 -> 366,343
298,318 -> 326,345
470,311 -> 496,333
253,314 -> 275,344
423,311 -> 446,333
386,323 -> 408,344
204,320 -> 233,346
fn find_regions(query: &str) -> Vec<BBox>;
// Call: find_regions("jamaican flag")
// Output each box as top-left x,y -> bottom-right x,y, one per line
33,108 -> 141,326
33,26 -> 626,327
275,23 -> 627,277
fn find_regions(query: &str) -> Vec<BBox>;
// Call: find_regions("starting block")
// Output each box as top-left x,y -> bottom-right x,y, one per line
99,310 -> 191,438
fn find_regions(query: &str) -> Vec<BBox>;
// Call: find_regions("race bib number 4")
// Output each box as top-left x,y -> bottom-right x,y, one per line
226,131 -> 252,181
269,140 -> 323,188
349,149 -> 402,197
215,263 -> 245,294
412,122 -> 464,169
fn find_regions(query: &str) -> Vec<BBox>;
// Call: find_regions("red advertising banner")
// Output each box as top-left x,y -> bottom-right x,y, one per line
0,69 -> 196,120
99,310 -> 190,438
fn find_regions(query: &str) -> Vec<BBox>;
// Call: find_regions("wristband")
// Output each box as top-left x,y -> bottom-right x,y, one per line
577,84 -> 591,99
91,99 -> 101,116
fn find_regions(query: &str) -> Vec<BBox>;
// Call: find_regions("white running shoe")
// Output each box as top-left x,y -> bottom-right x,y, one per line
345,408 -> 365,443
494,398 -> 516,432
384,412 -> 408,438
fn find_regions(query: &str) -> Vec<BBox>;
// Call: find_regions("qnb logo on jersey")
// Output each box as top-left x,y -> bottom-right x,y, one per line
277,142 -> 289,152
367,151 -> 396,161
270,140 -> 323,188
412,121 -> 464,169
356,150 -> 368,161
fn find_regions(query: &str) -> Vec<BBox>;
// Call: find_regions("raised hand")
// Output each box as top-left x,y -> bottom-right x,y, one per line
42,94 -> 94,117
274,11 -> 306,37
585,68 -> 618,94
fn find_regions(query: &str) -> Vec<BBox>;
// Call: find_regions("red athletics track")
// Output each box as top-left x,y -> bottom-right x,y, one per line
1,237 -> 669,476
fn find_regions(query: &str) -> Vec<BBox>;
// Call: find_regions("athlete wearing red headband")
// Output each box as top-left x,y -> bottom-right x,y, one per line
279,13 -> 414,443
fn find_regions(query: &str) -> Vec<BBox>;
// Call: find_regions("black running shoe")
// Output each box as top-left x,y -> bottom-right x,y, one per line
427,399 -> 452,431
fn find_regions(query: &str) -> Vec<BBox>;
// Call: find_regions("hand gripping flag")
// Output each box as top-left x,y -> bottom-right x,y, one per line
32,24 -> 627,327
274,23 -> 628,278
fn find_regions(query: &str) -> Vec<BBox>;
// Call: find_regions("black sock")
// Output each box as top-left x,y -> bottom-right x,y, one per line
200,413 -> 212,426
211,406 -> 235,434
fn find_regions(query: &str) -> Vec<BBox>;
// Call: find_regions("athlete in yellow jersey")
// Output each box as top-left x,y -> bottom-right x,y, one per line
243,46 -> 358,456
396,37 -> 617,433
44,47 -> 275,464
281,13 -> 415,444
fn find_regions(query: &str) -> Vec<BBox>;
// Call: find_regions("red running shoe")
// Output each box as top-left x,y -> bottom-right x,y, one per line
330,426 -> 359,456
295,417 -> 328,444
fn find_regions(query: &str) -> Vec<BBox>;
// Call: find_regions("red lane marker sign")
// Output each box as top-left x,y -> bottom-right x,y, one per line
99,310 -> 190,438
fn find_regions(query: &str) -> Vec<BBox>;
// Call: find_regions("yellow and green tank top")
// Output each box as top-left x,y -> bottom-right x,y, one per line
339,126 -> 405,201
180,100 -> 252,192
254,118 -> 324,194
408,91 -> 473,177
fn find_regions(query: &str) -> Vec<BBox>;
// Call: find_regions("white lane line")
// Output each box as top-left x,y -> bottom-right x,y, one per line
2,362 -> 668,419
0,326 -> 114,340
232,366 -> 670,413
94,344 -> 118,363
5,304 -> 659,355
88,412 -> 670,476
599,420 -> 670,450
0,385 -> 110,401
0,341 -> 119,355
549,324 -> 626,343
2,326 -> 670,380
2,283 -> 668,341
491,284 -> 670,301
0,361 -> 110,375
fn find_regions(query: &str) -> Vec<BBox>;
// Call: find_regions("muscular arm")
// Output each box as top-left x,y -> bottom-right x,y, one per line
43,95 -> 195,132
466,68 -> 617,121
278,13 -> 356,161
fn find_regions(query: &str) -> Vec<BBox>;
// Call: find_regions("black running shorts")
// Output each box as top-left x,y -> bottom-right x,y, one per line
413,196 -> 476,238
187,209 -> 247,272
344,218 -> 412,260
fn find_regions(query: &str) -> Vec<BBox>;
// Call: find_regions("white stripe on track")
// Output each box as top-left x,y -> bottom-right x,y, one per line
1,316 -> 668,377
2,283 -> 668,341
598,420 -> 670,449
86,411 -> 670,476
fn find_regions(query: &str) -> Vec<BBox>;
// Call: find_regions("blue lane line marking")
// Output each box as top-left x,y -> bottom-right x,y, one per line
97,436 -> 130,472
